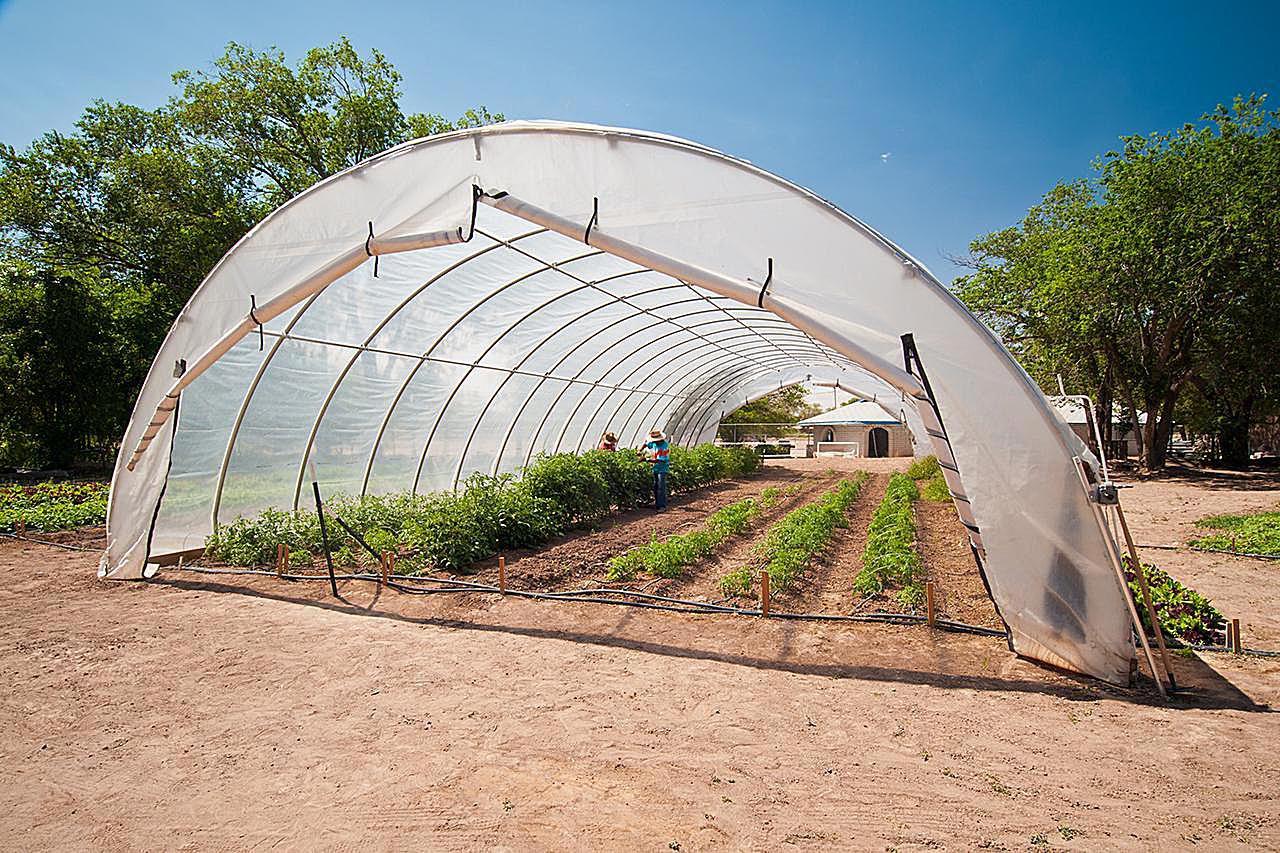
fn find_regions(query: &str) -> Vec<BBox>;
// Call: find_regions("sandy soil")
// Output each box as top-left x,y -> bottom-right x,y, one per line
1,460 -> 1277,851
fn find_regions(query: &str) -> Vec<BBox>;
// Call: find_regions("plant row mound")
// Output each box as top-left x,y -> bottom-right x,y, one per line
463,466 -> 811,591
631,469 -> 854,604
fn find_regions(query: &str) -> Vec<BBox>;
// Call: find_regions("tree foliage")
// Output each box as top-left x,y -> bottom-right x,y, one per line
955,95 -> 1280,469
0,38 -> 502,468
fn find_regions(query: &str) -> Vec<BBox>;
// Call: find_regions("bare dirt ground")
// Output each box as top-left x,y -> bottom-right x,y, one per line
1,459 -> 1278,851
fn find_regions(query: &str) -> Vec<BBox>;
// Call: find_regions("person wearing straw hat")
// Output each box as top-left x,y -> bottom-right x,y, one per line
597,431 -> 618,451
643,429 -> 671,511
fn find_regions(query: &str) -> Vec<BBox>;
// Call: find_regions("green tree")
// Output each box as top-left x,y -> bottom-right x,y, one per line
171,37 -> 502,205
956,95 -> 1280,469
719,386 -> 820,440
0,37 -> 503,469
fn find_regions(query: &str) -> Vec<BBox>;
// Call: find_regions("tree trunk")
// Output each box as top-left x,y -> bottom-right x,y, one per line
1218,396 -> 1255,469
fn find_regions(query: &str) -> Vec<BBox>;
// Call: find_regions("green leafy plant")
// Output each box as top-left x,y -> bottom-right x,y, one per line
1189,510 -> 1280,556
853,473 -> 923,608
607,486 -> 784,582
0,481 -> 109,532
205,443 -> 762,574
1123,557 -> 1224,644
905,455 -> 941,481
920,471 -> 950,502
721,474 -> 869,597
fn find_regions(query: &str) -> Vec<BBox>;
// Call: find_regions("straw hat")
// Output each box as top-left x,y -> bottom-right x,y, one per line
649,429 -> 666,441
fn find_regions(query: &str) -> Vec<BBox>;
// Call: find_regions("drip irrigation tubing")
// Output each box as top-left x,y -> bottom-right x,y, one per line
1137,542 -> 1280,560
0,531 -> 99,552
164,563 -> 1007,637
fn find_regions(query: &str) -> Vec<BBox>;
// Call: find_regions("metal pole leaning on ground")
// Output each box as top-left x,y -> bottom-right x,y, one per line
1113,502 -> 1177,691
311,480 -> 338,597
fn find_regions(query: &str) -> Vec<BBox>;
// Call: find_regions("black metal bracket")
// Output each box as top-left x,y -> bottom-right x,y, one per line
365,221 -> 379,277
584,197 -> 599,244
757,258 -> 773,308
249,295 -> 263,351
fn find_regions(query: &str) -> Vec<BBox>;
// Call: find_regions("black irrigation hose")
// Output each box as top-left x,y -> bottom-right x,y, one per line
1138,542 -> 1280,560
164,563 -> 1008,638
0,531 -> 99,552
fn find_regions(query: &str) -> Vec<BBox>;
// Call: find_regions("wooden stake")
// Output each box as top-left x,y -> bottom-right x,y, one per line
16,519 -> 25,537
925,581 -> 936,627
276,543 -> 288,577
1114,502 -> 1177,692
760,570 -> 770,617
498,555 -> 507,594
386,550 -> 396,581
380,551 -> 390,585
1232,619 -> 1242,655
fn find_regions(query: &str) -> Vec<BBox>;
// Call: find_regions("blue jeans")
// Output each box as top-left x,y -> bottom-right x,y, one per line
653,470 -> 668,510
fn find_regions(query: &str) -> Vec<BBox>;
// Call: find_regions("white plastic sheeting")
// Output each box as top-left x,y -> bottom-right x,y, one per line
103,121 -> 1135,684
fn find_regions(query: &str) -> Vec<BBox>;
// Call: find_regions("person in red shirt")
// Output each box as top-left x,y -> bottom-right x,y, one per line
597,431 -> 618,451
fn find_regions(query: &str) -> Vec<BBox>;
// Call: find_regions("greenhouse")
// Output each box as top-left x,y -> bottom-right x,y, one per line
102,121 -> 1137,685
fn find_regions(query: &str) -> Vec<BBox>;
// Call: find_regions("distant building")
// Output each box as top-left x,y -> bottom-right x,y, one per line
1046,397 -> 1148,459
797,401 -> 913,457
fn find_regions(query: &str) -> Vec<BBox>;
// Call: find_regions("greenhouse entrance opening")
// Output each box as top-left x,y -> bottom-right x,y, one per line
100,121 -> 1153,687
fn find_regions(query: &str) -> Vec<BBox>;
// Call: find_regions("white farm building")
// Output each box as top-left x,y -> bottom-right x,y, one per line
797,400 -> 913,457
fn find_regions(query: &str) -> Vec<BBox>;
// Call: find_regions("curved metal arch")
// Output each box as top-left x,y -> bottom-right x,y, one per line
516,310 -> 787,469
394,247 -> 609,495
480,226 -> 782,376
286,229 -> 550,509
616,345 -> 772,448
356,244 -> 603,497
552,332 -> 796,455
209,291 -> 324,527
621,347 -> 805,448
443,267 -> 666,488
489,294 -> 716,475
415,255 -> 798,492
564,334 -> 837,455
459,279 -> 692,482
668,362 -> 785,440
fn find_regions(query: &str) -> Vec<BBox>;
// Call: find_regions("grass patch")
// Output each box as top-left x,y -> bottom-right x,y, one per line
206,444 -> 761,574
853,473 -> 923,609
1124,557 -> 1224,645
1189,510 -> 1280,556
720,473 -> 869,597
0,481 -> 109,532
606,486 -> 790,582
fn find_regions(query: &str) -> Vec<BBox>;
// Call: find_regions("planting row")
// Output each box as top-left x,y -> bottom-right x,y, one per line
0,481 -> 109,533
720,473 -> 870,597
205,444 -> 761,573
606,485 -> 797,582
853,473 -> 923,609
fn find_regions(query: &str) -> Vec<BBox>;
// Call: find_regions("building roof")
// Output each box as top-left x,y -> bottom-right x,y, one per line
797,400 -> 903,427
1047,397 -> 1148,426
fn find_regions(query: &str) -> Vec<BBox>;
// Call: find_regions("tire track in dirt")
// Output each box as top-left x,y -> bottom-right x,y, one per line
641,470 -> 852,604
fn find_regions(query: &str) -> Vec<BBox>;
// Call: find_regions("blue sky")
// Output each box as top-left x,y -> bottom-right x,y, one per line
1,0 -> 1276,282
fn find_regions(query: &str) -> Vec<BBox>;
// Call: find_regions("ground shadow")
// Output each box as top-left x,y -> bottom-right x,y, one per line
153,575 -> 1268,713
1119,461 -> 1280,492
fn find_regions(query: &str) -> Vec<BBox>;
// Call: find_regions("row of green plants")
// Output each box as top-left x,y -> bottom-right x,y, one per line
906,454 -> 950,503
605,485 -> 795,582
853,473 -> 924,609
720,473 -> 870,597
0,481 -> 109,532
1189,510 -> 1280,556
205,444 -> 761,573
1123,557 -> 1224,645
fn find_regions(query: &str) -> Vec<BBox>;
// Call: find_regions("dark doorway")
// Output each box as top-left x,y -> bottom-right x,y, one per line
868,427 -> 889,458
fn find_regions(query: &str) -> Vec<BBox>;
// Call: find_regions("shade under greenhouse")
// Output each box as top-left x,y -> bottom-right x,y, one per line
102,121 -> 1137,685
